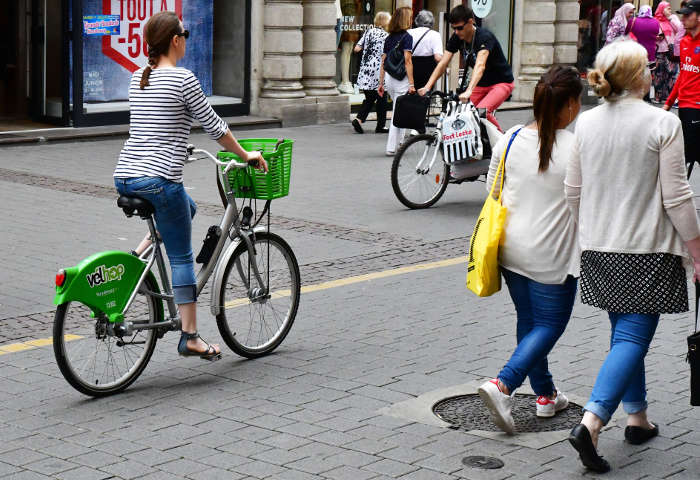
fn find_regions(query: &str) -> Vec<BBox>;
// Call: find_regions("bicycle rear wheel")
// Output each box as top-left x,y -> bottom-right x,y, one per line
216,231 -> 300,358
53,275 -> 160,397
391,133 -> 449,209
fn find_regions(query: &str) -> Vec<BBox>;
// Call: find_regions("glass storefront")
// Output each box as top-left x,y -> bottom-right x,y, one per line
73,0 -> 250,126
338,0 -> 515,103
577,1 -> 681,73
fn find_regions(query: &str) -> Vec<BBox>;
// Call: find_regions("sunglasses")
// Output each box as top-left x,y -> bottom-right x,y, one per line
451,24 -> 466,31
176,30 -> 190,39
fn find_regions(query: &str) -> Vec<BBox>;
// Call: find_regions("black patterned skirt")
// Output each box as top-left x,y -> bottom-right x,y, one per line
580,250 -> 688,314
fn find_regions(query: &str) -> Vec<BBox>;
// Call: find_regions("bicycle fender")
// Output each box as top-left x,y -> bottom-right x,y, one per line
53,251 -> 160,323
210,226 -> 267,317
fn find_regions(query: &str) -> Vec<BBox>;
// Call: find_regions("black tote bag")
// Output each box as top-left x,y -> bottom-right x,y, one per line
392,94 -> 430,130
689,282 -> 700,406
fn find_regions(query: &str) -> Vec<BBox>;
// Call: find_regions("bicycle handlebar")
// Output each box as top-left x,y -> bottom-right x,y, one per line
185,144 -> 254,174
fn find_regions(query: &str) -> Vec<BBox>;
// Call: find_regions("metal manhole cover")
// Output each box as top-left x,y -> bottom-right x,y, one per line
433,394 -> 583,433
462,456 -> 504,469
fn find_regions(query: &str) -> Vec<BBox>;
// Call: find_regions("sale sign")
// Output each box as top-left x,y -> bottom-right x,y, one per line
80,0 -> 212,102
102,0 -> 183,73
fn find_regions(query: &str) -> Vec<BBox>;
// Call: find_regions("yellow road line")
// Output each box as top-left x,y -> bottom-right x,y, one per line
2,256 -> 467,354
225,255 -> 466,309
0,334 -> 83,355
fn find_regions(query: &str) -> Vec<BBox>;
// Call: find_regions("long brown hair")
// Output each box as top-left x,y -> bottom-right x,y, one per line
532,65 -> 583,172
388,7 -> 412,33
140,11 -> 181,89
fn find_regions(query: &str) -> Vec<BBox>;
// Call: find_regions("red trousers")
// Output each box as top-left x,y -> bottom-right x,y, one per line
471,82 -> 515,131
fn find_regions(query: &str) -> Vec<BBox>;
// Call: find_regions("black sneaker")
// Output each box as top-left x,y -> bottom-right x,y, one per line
375,127 -> 389,133
352,119 -> 364,134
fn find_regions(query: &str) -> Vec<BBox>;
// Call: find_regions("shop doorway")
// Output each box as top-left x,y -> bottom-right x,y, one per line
0,0 -> 70,131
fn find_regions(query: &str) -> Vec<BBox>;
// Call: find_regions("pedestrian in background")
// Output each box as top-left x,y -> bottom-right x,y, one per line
378,7 -> 415,156
626,5 -> 662,63
352,11 -> 391,135
408,10 -> 443,91
478,66 -> 582,435
653,2 -> 682,103
565,39 -> 700,473
605,3 -> 635,44
664,0 -> 700,177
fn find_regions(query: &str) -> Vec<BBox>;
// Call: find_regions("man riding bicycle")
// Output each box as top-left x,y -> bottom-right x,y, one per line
418,5 -> 514,130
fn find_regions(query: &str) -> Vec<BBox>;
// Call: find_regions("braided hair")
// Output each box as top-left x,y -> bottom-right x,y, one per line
140,11 -> 181,89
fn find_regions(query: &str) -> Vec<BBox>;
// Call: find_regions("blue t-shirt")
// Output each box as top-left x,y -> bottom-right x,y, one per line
383,31 -> 412,55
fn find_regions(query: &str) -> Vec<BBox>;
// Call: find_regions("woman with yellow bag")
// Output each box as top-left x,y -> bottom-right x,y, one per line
475,66 -> 583,434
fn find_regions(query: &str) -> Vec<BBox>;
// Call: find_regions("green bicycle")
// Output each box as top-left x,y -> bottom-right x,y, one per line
52,139 -> 300,397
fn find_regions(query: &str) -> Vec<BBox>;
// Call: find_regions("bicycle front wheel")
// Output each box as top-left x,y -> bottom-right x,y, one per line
391,133 -> 449,209
216,231 -> 300,358
53,275 -> 160,397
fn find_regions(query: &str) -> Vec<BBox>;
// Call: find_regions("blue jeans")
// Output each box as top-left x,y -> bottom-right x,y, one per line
498,269 -> 578,396
115,177 -> 197,304
584,312 -> 659,425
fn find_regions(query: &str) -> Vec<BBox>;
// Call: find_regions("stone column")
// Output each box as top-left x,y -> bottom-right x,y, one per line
302,0 -> 339,96
554,1 -> 580,66
513,0 -> 556,102
260,0 -> 305,99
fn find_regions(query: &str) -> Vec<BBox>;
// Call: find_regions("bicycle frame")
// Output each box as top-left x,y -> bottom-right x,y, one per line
53,148 -> 270,335
130,148 -> 270,327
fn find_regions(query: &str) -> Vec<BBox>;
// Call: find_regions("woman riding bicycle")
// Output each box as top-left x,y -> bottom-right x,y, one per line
113,11 -> 266,361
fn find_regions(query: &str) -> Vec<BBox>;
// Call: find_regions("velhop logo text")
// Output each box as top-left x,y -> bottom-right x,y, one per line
86,264 -> 126,288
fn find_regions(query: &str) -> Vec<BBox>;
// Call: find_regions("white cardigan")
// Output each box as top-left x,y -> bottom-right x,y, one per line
564,97 -> 700,258
486,126 -> 580,284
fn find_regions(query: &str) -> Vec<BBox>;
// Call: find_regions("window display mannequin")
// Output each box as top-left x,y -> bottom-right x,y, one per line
338,0 -> 362,93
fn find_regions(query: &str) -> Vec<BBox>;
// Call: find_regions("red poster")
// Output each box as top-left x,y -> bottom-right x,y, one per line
101,0 -> 183,73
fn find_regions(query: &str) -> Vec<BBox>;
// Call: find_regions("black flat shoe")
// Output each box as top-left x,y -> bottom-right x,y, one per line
352,119 -> 364,134
178,331 -> 222,362
624,424 -> 658,445
375,127 -> 389,133
568,424 -> 611,473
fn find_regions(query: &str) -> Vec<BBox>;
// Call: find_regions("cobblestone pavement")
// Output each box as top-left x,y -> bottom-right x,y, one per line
1,112 -> 699,479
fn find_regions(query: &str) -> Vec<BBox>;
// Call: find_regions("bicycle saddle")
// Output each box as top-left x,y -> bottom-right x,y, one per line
117,195 -> 155,219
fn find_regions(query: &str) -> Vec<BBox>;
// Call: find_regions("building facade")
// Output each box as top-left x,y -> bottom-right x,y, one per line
0,1 -> 680,130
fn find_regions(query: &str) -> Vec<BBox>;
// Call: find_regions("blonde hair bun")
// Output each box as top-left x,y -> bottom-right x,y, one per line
587,69 -> 611,98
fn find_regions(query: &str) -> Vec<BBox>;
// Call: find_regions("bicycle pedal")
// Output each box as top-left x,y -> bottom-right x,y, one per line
202,353 -> 222,362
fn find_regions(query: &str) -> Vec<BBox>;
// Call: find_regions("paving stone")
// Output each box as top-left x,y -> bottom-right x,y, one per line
185,466 -> 246,480
0,449 -> 49,467
362,458 -> 419,477
231,459 -> 287,478
156,458 -> 208,476
98,459 -> 157,479
54,466 -> 113,480
198,452 -> 251,470
0,461 -> 22,477
321,465 -> 378,480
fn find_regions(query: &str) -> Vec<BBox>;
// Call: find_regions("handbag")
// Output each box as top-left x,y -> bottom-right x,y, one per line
392,94 -> 430,130
442,102 -> 483,164
466,128 -> 521,297
384,33 -> 409,80
688,281 -> 700,406
626,17 -> 638,42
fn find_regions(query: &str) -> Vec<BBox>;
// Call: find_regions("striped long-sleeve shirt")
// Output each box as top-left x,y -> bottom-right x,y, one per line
114,67 -> 228,182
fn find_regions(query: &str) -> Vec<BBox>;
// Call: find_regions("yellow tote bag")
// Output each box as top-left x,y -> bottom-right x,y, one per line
466,129 -> 521,297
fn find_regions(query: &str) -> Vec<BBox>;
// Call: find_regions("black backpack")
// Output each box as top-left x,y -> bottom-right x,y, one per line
384,33 -> 409,80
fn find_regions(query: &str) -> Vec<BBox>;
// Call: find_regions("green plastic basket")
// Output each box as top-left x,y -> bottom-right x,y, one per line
217,138 -> 293,200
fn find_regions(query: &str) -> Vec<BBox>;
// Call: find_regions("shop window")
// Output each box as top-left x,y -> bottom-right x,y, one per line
75,0 -> 249,124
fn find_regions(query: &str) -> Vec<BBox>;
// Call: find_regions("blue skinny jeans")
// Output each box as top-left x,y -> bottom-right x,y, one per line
498,269 -> 578,397
115,177 -> 197,304
584,312 -> 659,425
